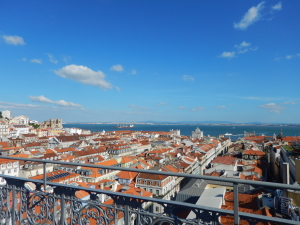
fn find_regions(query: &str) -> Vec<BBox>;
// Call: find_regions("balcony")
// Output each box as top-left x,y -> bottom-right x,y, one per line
0,156 -> 300,225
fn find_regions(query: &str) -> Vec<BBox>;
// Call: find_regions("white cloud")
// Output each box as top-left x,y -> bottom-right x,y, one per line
62,55 -> 72,63
286,54 -> 300,59
220,42 -> 258,59
20,58 -> 27,61
55,64 -> 112,90
29,95 -> 53,104
131,69 -> 137,75
115,86 -> 121,92
159,102 -> 168,106
2,35 -> 26,45
216,106 -> 226,109
129,105 -> 148,110
234,41 -> 254,54
29,95 -> 83,108
47,54 -> 58,64
238,49 -> 248,54
178,106 -> 186,109
0,101 -> 41,110
282,102 -> 295,105
219,51 -> 235,59
113,110 -> 153,115
55,100 -> 82,108
240,96 -> 280,101
110,64 -> 124,72
235,41 -> 251,48
259,103 -> 285,113
182,75 -> 195,81
234,2 -> 265,30
30,59 -> 42,64
276,53 -> 300,60
191,107 -> 204,111
272,2 -> 282,11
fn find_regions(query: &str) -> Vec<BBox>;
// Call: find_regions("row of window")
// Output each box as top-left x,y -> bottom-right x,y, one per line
143,187 -> 159,195
62,177 -> 80,184
137,179 -> 159,186
1,162 -> 19,168
0,168 -> 18,174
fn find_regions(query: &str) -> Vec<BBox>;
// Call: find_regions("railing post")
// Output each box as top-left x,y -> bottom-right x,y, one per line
11,183 -> 16,225
6,183 -> 11,225
43,162 -> 46,191
124,199 -> 130,224
233,182 -> 239,225
60,193 -> 66,225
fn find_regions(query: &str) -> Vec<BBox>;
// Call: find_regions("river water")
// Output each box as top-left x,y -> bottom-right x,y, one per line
63,124 -> 300,141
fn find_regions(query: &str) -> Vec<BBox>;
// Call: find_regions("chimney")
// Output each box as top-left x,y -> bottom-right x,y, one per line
282,163 -> 290,197
112,181 -> 118,192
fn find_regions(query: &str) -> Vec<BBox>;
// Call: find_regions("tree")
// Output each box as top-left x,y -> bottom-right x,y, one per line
0,112 -> 2,118
29,123 -> 40,129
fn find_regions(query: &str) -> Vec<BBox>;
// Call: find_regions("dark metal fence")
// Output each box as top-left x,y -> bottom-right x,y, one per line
0,156 -> 299,225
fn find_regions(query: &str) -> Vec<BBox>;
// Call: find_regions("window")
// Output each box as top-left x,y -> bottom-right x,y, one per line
144,180 -> 147,185
150,181 -> 152,186
150,189 -> 152,193
8,169 -> 11,174
137,180 -> 140,184
156,207 -> 159,212
156,190 -> 159,195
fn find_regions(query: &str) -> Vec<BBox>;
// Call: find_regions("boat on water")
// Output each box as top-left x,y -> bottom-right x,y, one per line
224,132 -> 233,136
113,124 -> 134,129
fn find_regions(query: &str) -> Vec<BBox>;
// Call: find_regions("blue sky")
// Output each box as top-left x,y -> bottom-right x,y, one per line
1,0 -> 299,123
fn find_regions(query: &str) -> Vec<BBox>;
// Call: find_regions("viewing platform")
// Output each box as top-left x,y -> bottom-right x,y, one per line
0,156 -> 299,225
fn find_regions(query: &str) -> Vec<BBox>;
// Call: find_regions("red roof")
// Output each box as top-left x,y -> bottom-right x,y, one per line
244,150 -> 265,156
211,156 -> 237,166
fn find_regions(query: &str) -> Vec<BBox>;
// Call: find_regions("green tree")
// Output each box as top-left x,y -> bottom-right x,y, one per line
0,112 -> 2,118
29,123 -> 40,129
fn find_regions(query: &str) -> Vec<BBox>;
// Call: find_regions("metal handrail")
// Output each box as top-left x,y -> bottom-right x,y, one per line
2,156 -> 300,190
0,174 -> 298,225
1,156 -> 299,225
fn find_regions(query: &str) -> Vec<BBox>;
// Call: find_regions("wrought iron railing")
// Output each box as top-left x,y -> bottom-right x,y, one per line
0,156 -> 300,225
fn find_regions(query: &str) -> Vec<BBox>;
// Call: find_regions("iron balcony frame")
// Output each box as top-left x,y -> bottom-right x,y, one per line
0,156 -> 299,225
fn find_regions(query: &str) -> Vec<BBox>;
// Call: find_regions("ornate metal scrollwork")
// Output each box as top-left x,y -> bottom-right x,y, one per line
77,204 -> 113,225
0,176 -> 294,225
27,193 -> 53,224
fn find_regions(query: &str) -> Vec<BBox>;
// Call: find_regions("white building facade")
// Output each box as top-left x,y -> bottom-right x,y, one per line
0,159 -> 19,185
10,115 -> 29,125
0,121 -> 9,137
2,110 -> 12,119
192,127 -> 203,139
